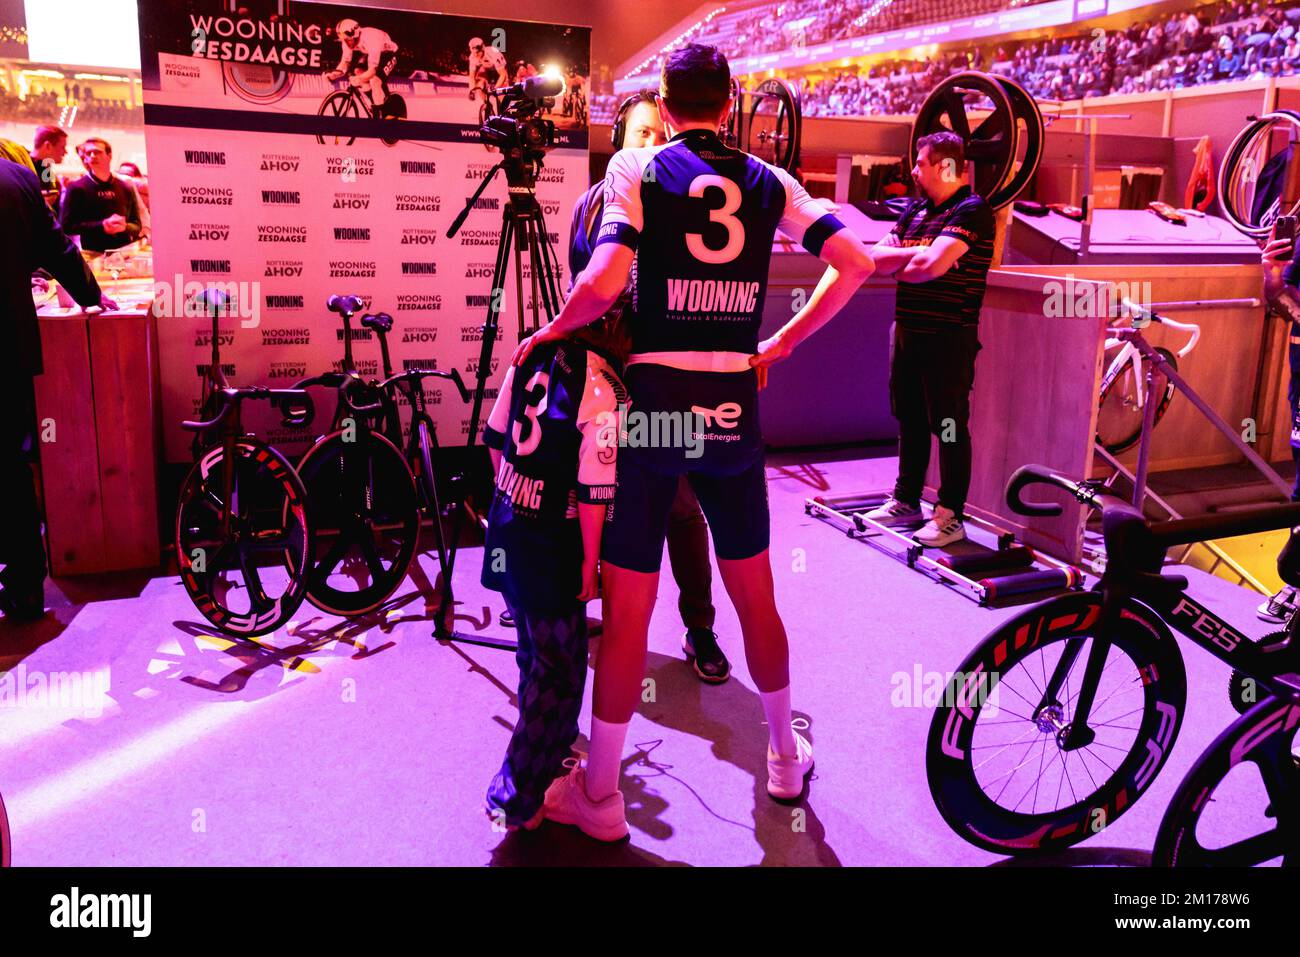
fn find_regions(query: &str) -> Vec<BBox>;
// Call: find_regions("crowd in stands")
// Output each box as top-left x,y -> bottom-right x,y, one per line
728,0 -> 1044,59
0,82 -> 140,127
799,0 -> 1300,116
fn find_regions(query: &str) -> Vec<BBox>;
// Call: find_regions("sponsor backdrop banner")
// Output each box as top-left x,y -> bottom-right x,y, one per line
136,0 -> 590,460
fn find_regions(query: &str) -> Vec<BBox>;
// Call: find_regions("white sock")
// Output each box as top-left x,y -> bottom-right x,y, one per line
760,685 -> 797,757
585,717 -> 629,801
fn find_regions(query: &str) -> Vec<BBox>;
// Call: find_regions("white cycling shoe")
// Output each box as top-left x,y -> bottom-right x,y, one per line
543,764 -> 629,842
767,729 -> 815,801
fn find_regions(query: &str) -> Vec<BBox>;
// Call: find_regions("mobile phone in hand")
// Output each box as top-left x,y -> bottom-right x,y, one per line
1277,215 -> 1297,261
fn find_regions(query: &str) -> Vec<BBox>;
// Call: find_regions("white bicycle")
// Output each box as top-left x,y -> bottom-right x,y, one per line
1096,309 -> 1201,454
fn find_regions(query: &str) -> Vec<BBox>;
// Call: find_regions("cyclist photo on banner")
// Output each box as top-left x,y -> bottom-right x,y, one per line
323,17 -> 401,117
467,36 -> 509,113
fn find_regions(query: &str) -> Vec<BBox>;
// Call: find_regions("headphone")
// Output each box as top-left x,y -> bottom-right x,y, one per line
611,91 -> 659,149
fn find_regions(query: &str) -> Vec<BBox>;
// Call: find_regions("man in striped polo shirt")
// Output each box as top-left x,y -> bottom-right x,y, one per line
865,130 -> 995,546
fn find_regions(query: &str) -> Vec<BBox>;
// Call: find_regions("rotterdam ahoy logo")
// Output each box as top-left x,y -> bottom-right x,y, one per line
50,887 -> 151,937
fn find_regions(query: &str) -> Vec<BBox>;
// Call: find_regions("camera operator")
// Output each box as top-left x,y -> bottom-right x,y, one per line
564,88 -> 731,684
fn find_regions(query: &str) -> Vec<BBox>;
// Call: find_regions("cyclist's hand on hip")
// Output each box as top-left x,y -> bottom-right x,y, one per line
751,334 -> 794,391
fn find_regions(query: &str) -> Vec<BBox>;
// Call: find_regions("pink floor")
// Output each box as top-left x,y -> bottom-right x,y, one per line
0,449 -> 1274,866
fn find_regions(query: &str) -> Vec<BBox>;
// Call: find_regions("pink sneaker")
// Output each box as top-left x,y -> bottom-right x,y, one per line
543,766 -> 629,842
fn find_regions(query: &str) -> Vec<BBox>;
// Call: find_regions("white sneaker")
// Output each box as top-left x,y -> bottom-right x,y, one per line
1257,586 -> 1297,624
767,729 -> 814,801
863,496 -> 923,525
915,512 -> 966,547
543,766 -> 629,842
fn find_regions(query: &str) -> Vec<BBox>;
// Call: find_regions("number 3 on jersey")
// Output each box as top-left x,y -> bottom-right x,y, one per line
686,175 -> 745,264
513,370 -> 549,456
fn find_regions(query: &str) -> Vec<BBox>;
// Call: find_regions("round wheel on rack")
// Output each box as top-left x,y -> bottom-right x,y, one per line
987,75 -> 1044,210
1219,110 -> 1300,238
910,72 -> 1019,207
746,77 -> 802,172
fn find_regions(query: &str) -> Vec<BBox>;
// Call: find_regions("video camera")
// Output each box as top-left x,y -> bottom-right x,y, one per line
479,74 -> 564,158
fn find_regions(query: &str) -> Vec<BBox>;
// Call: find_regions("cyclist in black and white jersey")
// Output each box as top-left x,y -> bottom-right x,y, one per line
323,18 -> 398,113
513,44 -> 875,841
467,37 -> 508,104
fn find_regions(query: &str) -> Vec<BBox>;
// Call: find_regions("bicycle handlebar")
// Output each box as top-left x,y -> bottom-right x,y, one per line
380,366 -> 471,404
1007,463 -> 1300,545
181,387 -> 314,432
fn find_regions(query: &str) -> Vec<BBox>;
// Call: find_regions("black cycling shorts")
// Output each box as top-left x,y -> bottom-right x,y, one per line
601,363 -> 770,573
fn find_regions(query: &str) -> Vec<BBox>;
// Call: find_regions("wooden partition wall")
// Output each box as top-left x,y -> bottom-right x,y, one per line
923,265 -> 1273,564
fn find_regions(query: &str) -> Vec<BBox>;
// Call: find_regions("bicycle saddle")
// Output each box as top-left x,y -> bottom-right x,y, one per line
327,294 -> 365,316
360,311 -> 394,334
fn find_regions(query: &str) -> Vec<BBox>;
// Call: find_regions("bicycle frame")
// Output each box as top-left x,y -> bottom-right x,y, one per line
1032,554 -> 1300,753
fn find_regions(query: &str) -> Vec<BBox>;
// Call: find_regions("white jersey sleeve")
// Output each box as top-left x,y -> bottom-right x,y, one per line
596,147 -> 652,251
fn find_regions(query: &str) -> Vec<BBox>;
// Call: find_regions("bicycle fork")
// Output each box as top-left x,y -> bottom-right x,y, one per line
1033,594 -> 1127,751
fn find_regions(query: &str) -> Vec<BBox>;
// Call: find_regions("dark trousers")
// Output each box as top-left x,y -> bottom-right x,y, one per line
0,376 -> 46,592
889,324 -> 982,515
666,476 -> 715,631
486,593 -> 588,826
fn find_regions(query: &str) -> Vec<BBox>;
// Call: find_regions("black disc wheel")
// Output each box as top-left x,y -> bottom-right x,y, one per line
176,439 -> 312,637
295,430 -> 420,616
317,89 -> 362,146
1096,346 -> 1177,454
988,75 -> 1044,210
1153,696 -> 1300,866
911,72 -> 1018,206
926,592 -> 1187,855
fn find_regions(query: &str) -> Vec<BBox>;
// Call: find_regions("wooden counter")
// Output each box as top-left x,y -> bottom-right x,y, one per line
34,282 -> 162,576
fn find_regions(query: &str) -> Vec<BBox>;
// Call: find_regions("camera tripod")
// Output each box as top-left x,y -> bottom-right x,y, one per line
440,145 -> 567,651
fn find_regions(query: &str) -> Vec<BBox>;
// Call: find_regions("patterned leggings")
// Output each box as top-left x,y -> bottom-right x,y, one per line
485,594 -> 589,826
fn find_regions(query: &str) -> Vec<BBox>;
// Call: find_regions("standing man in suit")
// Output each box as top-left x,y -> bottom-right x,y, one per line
0,161 -> 114,620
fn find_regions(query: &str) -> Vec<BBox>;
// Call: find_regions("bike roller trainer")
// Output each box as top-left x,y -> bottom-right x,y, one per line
805,493 -> 1082,605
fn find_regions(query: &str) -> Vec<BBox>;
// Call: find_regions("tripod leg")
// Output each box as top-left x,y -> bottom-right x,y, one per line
435,210 -> 515,642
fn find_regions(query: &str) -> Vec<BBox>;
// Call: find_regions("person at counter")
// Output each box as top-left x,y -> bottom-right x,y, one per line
59,137 -> 142,253
863,130 -> 995,547
0,161 -> 116,621
28,126 -> 67,203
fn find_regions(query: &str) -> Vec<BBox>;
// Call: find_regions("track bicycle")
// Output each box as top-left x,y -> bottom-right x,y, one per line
291,295 -> 422,616
290,299 -> 469,616
361,310 -> 470,585
926,463 -> 1300,856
